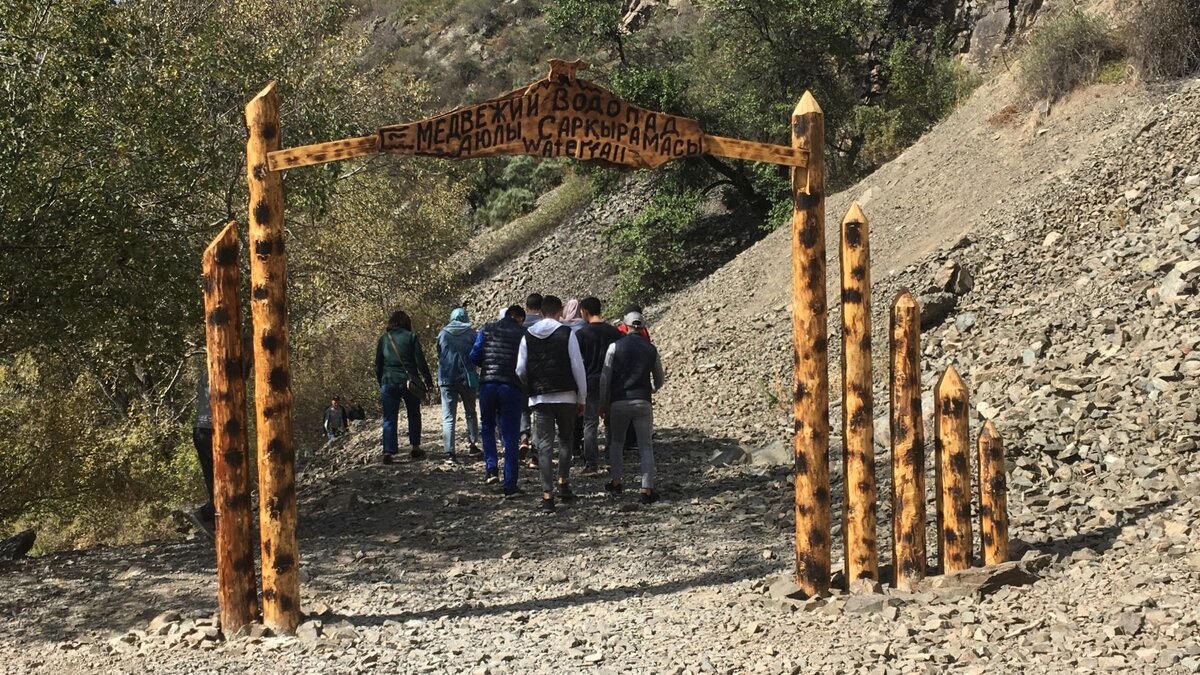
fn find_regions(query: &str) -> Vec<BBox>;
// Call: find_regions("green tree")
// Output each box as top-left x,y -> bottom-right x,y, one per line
545,0 -> 628,64
0,0 -> 468,547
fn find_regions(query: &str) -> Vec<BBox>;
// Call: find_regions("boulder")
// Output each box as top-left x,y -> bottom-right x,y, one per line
919,557 -> 1048,599
918,292 -> 957,329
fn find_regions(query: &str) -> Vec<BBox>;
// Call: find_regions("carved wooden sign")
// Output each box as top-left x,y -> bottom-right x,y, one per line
378,60 -> 705,169
265,59 -> 808,172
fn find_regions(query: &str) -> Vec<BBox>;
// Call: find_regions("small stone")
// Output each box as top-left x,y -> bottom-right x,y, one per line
1042,232 -> 1063,247
148,611 -> 182,635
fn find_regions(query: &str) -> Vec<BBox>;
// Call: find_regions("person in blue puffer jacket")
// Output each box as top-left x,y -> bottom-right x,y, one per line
437,307 -> 480,462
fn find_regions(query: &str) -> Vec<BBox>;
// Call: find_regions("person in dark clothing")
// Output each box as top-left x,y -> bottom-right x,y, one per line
347,401 -> 366,421
375,309 -> 435,464
600,310 -> 667,504
519,292 -> 544,461
186,336 -> 252,540
516,295 -> 588,512
470,305 -> 527,494
187,353 -> 217,540
576,296 -> 623,473
323,396 -> 349,440
617,303 -> 652,341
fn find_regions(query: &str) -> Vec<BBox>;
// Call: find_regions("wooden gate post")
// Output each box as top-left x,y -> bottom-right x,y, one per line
935,366 -> 972,573
978,421 -> 1009,565
792,91 -> 831,595
201,222 -> 258,633
889,292 -> 926,587
245,82 -> 301,633
839,203 -> 878,584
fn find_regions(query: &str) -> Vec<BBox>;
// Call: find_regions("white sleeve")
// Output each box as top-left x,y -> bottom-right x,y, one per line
516,336 -> 528,383
598,343 -> 617,405
568,331 -> 587,402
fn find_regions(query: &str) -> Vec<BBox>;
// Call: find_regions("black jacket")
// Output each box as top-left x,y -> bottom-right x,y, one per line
524,325 -> 576,396
471,319 -> 525,388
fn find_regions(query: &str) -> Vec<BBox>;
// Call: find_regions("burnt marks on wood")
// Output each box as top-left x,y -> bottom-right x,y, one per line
268,366 -> 289,391
215,242 -> 238,267
253,201 -> 272,227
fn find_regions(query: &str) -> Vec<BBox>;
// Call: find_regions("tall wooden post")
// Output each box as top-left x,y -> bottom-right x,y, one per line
978,421 -> 1009,565
792,91 -> 831,595
935,366 -> 972,574
839,203 -> 877,584
201,222 -> 258,633
245,82 -> 301,633
889,291 -> 926,587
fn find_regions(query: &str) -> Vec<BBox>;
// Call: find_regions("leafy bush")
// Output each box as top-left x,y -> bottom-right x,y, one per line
1124,0 -> 1200,81
0,354 -> 198,551
1020,10 -> 1118,102
605,187 -> 702,309
854,37 -> 980,169
471,156 -> 569,228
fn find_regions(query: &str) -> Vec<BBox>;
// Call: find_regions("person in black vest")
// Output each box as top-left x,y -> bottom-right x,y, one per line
599,310 -> 666,504
576,296 -> 623,473
470,305 -> 527,495
516,295 -> 588,512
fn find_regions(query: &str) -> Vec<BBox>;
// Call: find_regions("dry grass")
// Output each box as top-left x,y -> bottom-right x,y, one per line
1124,0 -> 1200,81
987,104 -> 1021,126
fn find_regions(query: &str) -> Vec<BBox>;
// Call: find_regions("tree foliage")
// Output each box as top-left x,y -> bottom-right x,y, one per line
0,0 -> 467,546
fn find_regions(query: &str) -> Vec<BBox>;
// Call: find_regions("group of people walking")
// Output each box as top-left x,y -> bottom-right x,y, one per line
374,293 -> 666,511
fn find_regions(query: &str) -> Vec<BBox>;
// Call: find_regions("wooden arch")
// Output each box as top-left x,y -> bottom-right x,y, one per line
205,59 -> 830,634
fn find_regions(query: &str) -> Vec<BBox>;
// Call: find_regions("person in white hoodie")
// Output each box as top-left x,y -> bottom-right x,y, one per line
515,295 -> 588,512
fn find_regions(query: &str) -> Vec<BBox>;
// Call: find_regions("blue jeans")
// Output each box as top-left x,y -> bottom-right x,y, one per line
380,383 -> 421,455
440,384 -> 479,456
479,383 -> 523,491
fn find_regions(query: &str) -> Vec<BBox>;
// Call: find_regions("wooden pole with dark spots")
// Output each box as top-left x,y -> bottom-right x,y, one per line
889,291 -> 926,587
978,420 -> 1009,565
934,366 -> 972,574
791,91 -> 831,596
839,202 -> 878,584
202,221 -> 258,634
245,82 -> 301,633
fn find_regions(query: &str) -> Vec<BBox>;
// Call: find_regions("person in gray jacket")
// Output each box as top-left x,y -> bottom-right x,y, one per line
599,310 -> 666,504
437,307 -> 480,462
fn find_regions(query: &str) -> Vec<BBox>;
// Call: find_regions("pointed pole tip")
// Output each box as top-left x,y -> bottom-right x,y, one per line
843,202 -> 867,225
938,364 -> 965,391
892,289 -> 918,309
983,419 -> 1001,437
794,91 -> 822,115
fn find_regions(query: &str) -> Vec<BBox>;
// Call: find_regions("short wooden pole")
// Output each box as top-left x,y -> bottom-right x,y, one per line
839,203 -> 878,584
202,222 -> 258,634
245,82 -> 301,633
978,421 -> 1009,565
791,91 -> 831,596
889,291 -> 926,587
935,366 -> 972,574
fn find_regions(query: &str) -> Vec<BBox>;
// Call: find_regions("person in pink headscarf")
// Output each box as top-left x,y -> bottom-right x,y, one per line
561,298 -> 586,332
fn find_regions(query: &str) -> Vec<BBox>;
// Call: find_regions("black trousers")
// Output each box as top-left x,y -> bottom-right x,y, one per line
192,426 -> 215,520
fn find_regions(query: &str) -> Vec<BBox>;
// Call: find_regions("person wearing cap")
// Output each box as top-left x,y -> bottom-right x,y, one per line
470,305 -> 528,494
437,307 -> 481,463
576,296 -> 623,473
617,303 -> 652,341
516,295 -> 588,512
599,309 -> 666,504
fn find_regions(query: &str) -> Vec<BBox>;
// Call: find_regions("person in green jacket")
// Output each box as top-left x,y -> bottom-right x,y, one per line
375,309 -> 434,464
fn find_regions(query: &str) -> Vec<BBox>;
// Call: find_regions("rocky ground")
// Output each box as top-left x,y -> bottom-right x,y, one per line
4,66 -> 1200,675
2,410 -> 1198,674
